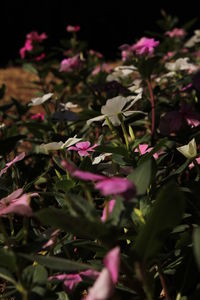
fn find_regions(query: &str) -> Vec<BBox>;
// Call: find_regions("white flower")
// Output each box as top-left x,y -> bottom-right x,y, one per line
28,93 -> 53,106
92,153 -> 112,165
128,79 -> 143,94
87,93 -> 145,127
60,102 -> 78,111
106,65 -> 136,82
185,30 -> 200,48
37,136 -> 82,153
177,138 -> 197,159
165,58 -> 197,72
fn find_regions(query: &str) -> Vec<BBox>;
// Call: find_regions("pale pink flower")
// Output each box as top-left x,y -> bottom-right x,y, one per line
0,189 -> 34,217
189,157 -> 200,169
31,112 -> 45,121
59,55 -> 81,72
42,229 -> 60,249
0,152 -> 25,177
66,25 -> 80,32
68,141 -> 98,157
92,64 -> 111,76
135,144 -> 161,159
131,37 -> 159,55
101,199 -> 116,222
165,28 -> 186,38
86,247 -> 120,300
119,44 -> 133,61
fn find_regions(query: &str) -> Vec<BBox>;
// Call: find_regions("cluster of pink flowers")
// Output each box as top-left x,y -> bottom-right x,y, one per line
59,54 -> 81,72
165,28 -> 186,38
20,31 -> 47,59
135,144 -> 163,159
62,161 -> 136,200
66,25 -> 80,33
49,246 -> 120,299
120,37 -> 159,61
68,141 -> 98,157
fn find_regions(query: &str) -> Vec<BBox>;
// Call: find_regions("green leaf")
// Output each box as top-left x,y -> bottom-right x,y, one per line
19,253 -> 95,272
128,159 -> 156,195
132,181 -> 185,262
0,267 -> 16,285
193,227 -> 200,270
35,207 -> 119,241
57,292 -> 69,300
0,248 -> 17,271
23,63 -> 38,75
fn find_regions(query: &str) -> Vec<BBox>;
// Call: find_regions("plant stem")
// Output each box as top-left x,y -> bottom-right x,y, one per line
118,114 -> 129,150
146,79 -> 155,144
156,264 -> 171,300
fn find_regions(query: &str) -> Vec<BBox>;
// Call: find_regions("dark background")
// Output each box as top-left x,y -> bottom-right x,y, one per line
1,0 -> 200,66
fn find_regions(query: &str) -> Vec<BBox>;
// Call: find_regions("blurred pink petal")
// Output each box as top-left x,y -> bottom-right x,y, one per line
101,199 -> 116,222
0,152 -> 25,177
66,25 -> 80,32
165,28 -> 186,38
31,112 -> 45,121
59,55 -> 81,72
104,246 -> 120,284
85,268 -> 114,300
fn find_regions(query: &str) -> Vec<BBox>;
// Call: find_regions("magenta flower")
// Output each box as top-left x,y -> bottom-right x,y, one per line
20,40 -> 33,59
19,31 -> 47,59
31,112 -> 45,121
86,247 -> 120,300
0,189 -> 37,217
59,55 -> 81,72
68,141 -> 98,157
165,28 -> 186,38
61,161 -> 136,199
131,37 -> 159,55
101,199 -> 116,222
89,49 -> 103,58
0,152 -> 25,177
66,25 -> 80,32
49,269 -> 99,293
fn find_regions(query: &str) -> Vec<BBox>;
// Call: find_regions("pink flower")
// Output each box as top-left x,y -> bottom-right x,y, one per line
35,52 -> 46,61
0,152 -> 25,177
31,112 -> 45,121
49,269 -> 99,293
61,161 -> 136,199
165,28 -> 186,38
20,40 -> 33,59
0,189 -> 36,217
59,55 -> 81,72
101,199 -> 116,222
95,178 -> 135,199
68,141 -> 98,157
189,157 -> 200,169
66,25 -> 80,32
89,50 -> 103,58
92,64 -> 111,76
119,44 -> 133,61
26,31 -> 48,42
135,144 -> 161,159
131,37 -> 159,55
42,229 -> 60,249
180,103 -> 200,127
86,247 -> 120,300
